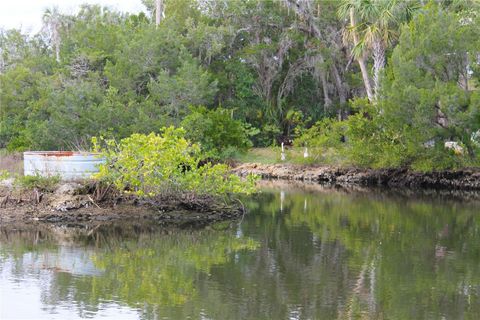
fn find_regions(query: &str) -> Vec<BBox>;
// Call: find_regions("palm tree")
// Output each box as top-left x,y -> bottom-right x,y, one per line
338,0 -> 418,101
338,0 -> 374,102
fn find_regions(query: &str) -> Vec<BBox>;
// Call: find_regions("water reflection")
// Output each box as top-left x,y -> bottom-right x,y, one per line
0,224 -> 259,319
254,184 -> 480,319
1,184 -> 480,319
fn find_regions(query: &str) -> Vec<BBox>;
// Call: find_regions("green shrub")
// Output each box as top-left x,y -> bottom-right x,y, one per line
337,98 -> 412,168
0,170 -> 10,181
181,106 -> 252,160
294,117 -> 346,165
15,174 -> 60,191
252,123 -> 282,147
92,127 -> 257,198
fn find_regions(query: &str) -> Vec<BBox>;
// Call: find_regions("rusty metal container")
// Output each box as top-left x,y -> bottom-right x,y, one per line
23,151 -> 104,180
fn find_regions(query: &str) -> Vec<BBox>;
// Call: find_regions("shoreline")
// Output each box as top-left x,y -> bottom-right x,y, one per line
233,163 -> 480,190
0,182 -> 243,226
3,163 -> 480,226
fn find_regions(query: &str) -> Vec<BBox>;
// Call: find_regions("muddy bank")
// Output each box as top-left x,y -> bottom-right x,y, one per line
0,204 -> 241,229
256,179 -> 480,203
0,182 -> 243,226
233,163 -> 480,190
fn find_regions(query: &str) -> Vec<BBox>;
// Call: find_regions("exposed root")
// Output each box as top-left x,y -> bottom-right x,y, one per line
0,184 -> 243,226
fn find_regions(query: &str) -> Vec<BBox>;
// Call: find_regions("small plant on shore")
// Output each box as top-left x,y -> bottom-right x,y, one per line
92,127 -> 257,200
15,174 -> 60,192
0,170 -> 10,181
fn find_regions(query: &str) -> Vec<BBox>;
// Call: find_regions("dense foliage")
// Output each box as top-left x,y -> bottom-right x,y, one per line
181,106 -> 253,159
295,2 -> 480,170
92,127 -> 256,198
1,0 -> 479,170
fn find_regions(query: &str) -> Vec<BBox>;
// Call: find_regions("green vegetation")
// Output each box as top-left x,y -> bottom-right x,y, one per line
295,3 -> 480,170
233,148 -> 281,165
0,1 -> 479,171
0,169 -> 10,181
3,188 -> 480,319
248,188 -> 480,319
0,224 -> 259,312
88,230 -> 259,307
181,106 -> 253,160
93,127 -> 257,198
14,174 -> 60,191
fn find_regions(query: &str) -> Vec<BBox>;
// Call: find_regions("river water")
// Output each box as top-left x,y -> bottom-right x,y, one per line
1,183 -> 480,319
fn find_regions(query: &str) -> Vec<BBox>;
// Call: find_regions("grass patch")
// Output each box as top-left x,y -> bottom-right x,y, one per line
232,147 -> 309,165
233,147 -> 347,166
0,149 -> 23,175
15,174 -> 61,192
233,148 -> 282,164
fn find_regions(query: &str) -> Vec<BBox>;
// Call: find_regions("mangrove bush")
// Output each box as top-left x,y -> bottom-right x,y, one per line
92,127 -> 257,199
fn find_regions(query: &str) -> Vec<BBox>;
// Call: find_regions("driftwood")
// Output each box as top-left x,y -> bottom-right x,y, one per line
0,195 -> 9,208
33,188 -> 43,204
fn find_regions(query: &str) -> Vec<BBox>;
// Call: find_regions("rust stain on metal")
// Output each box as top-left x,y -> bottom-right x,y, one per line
42,151 -> 74,157
24,151 -> 99,157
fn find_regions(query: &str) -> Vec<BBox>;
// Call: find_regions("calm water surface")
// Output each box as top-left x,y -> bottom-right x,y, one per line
1,184 -> 480,319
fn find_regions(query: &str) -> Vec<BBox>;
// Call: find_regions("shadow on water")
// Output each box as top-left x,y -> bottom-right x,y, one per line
2,183 -> 480,319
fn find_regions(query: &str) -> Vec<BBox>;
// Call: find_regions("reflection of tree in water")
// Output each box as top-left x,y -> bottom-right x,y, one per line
87,229 -> 258,307
0,223 -> 258,318
263,189 -> 480,319
3,189 -> 480,319
230,192 -> 355,319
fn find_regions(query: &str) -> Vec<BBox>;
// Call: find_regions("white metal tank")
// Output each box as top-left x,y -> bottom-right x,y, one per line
23,151 -> 105,180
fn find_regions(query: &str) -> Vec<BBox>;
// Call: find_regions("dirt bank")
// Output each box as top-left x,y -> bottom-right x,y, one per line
0,182 -> 243,226
233,163 -> 480,190
256,179 -> 480,203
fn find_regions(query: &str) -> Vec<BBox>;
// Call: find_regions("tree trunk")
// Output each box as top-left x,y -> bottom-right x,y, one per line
331,62 -> 348,120
358,57 -> 374,102
460,52 -> 469,92
331,62 -> 347,106
48,17 -> 61,63
52,24 -> 60,63
155,0 -> 164,26
372,38 -> 385,99
350,8 -> 374,102
318,54 -> 332,113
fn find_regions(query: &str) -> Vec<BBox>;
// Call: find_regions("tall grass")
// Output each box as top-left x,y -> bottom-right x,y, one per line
0,149 -> 23,175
